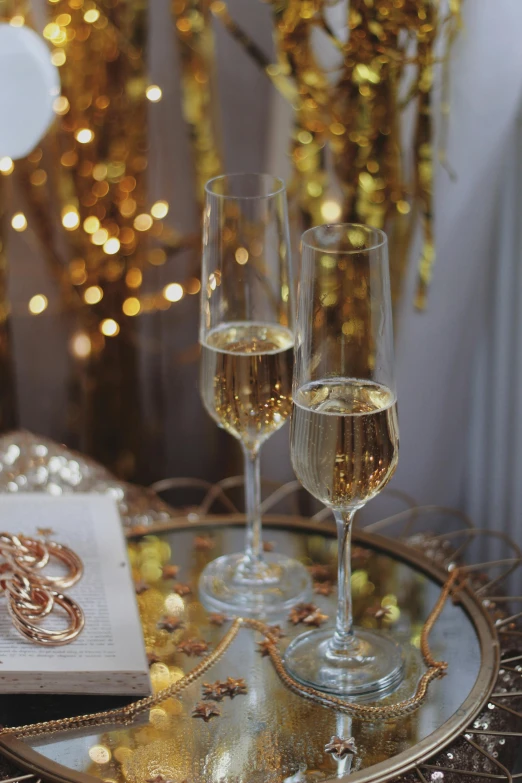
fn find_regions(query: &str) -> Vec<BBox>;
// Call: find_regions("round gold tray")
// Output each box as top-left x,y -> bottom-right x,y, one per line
0,516 -> 501,783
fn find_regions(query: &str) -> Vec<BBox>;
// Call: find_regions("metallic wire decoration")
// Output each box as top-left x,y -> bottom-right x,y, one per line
0,532 -> 84,647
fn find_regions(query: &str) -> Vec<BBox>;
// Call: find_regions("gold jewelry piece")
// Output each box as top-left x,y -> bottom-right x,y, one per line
0,532 -> 84,647
0,568 -> 464,739
7,590 -> 85,646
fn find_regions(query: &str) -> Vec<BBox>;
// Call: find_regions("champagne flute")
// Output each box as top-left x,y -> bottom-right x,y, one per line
198,173 -> 311,615
284,223 -> 404,695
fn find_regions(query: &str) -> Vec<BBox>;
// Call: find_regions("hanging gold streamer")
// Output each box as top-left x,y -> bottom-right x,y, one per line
0,1 -> 206,475
212,0 -> 462,308
172,0 -> 223,205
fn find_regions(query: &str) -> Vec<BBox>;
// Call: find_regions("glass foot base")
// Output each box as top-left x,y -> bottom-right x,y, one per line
283,627 -> 405,697
198,552 -> 311,617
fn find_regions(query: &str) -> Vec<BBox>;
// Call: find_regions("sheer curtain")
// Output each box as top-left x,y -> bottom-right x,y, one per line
464,111 -> 522,547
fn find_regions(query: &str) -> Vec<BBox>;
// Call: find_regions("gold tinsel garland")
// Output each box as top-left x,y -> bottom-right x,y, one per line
0,0 -> 205,474
212,0 -> 461,308
0,0 -> 460,470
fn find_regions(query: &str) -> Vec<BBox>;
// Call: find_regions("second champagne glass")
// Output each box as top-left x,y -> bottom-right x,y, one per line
198,173 -> 311,616
284,223 -> 405,695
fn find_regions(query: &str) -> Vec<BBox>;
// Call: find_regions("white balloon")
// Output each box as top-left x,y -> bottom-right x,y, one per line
0,23 -> 61,160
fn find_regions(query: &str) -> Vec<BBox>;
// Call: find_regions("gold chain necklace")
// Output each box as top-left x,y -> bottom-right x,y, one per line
0,569 -> 464,738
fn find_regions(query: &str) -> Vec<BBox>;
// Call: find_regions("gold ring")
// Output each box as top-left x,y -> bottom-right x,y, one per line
8,590 -> 84,646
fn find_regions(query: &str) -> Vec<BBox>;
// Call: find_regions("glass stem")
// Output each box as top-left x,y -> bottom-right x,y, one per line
331,509 -> 357,653
242,446 -> 264,573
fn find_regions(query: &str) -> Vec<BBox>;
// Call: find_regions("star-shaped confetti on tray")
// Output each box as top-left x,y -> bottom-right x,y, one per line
202,681 -> 226,701
221,676 -> 248,698
177,638 -> 209,657
288,603 -> 318,625
157,616 -> 185,632
208,612 -> 228,627
308,564 -> 332,582
172,582 -> 192,596
303,609 -> 329,627
162,564 -> 179,580
194,535 -> 215,551
257,639 -> 272,657
314,581 -> 334,596
324,735 -> 358,759
192,701 -> 221,722
266,624 -> 286,639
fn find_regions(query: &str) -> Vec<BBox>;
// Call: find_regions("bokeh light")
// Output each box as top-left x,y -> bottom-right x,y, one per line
28,295 -> 48,315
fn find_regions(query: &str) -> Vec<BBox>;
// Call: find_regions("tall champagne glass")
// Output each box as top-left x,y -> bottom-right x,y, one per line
284,224 -> 405,695
198,173 -> 311,615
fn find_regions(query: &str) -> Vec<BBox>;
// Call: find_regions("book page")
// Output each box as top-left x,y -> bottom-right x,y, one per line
0,494 -> 150,694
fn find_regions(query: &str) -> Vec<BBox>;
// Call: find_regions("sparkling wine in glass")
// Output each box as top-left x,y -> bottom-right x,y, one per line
284,223 -> 405,695
198,173 -> 311,616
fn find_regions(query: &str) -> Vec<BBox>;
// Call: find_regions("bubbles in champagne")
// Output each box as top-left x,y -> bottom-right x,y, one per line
291,379 -> 399,509
200,322 -> 294,451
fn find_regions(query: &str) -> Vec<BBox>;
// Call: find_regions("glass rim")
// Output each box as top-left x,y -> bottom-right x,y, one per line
204,172 -> 286,200
301,223 -> 387,254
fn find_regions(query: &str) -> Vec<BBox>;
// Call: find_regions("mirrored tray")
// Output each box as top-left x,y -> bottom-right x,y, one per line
0,518 -> 500,783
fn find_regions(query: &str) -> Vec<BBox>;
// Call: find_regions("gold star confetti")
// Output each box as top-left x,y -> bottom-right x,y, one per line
257,639 -> 272,657
157,616 -> 184,632
202,681 -> 226,701
173,582 -> 192,596
194,535 -> 215,551
324,735 -> 358,759
289,602 -> 318,625
208,612 -> 228,626
303,609 -> 329,627
162,564 -> 179,580
314,581 -> 334,596
221,676 -> 247,698
308,565 -> 332,582
192,701 -> 220,722
266,624 -> 286,639
177,638 -> 209,657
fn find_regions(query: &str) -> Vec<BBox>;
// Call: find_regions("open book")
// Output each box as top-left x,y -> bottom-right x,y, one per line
0,494 -> 150,696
